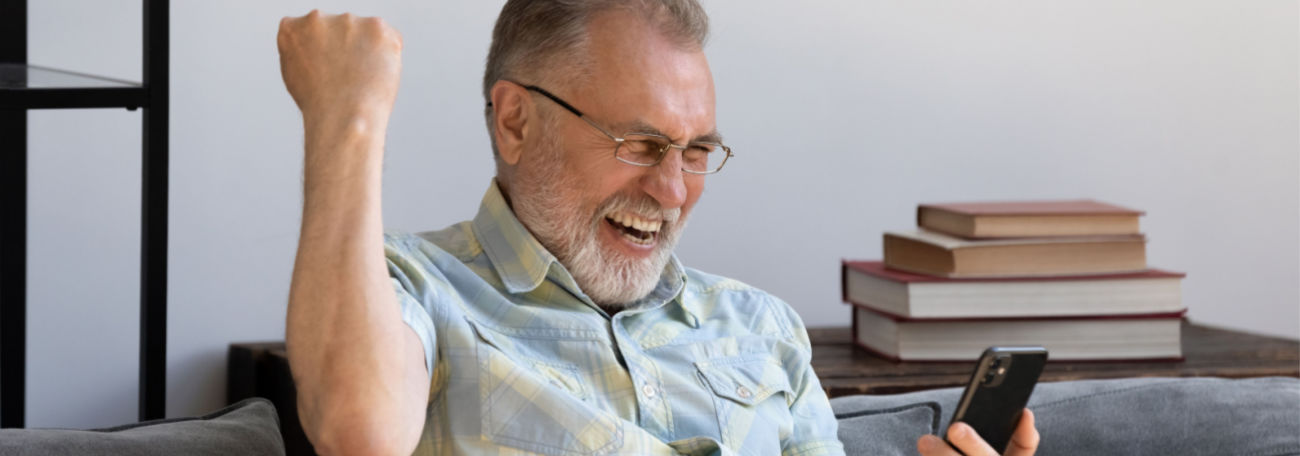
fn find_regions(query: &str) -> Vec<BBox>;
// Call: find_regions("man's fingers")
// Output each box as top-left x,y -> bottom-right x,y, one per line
946,422 -> 999,456
277,16 -> 298,53
932,411 -> 1040,456
274,8 -> 403,118
1004,409 -> 1040,456
917,434 -> 963,456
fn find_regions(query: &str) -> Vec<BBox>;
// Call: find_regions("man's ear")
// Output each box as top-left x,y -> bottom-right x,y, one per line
491,81 -> 530,166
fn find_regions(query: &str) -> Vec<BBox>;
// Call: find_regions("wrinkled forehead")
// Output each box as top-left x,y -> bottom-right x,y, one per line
574,11 -> 717,142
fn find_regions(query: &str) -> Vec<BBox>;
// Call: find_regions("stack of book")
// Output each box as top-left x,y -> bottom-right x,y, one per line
843,200 -> 1187,362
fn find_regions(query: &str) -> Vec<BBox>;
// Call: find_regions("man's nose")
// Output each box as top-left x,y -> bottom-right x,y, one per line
641,148 -> 688,210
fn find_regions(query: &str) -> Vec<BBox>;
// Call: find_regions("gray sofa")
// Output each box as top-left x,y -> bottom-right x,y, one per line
3,377 -> 1296,455
830,376 -> 1300,455
0,398 -> 285,456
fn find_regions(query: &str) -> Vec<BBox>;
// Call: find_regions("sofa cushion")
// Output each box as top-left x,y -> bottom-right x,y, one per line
833,401 -> 941,455
1028,377 -> 1300,455
0,398 -> 284,456
831,377 -> 1300,456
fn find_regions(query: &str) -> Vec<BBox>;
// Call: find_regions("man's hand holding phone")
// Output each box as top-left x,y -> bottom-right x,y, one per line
917,408 -> 1040,456
917,346 -> 1046,455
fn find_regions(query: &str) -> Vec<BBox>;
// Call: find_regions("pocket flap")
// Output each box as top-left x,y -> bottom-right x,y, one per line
468,319 -> 590,400
696,356 -> 794,406
532,361 -> 589,400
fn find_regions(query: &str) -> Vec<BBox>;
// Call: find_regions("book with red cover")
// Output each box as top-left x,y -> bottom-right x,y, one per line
841,260 -> 1186,319
918,200 -> 1144,239
849,305 -> 1186,362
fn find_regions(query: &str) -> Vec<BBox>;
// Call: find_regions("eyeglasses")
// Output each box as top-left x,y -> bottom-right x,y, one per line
501,83 -> 733,175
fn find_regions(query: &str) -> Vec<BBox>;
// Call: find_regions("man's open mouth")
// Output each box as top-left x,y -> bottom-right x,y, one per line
605,212 -> 662,246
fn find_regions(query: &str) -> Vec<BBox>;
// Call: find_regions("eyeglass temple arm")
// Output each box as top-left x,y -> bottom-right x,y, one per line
484,83 -> 586,118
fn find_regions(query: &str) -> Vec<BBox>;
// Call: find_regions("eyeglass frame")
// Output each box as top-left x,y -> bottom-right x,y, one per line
489,82 -> 733,175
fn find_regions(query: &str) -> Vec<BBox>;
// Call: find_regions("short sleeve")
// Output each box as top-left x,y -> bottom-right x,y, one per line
384,234 -> 440,378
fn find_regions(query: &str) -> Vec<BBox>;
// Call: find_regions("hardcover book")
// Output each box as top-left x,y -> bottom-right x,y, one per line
918,200 -> 1143,239
851,306 -> 1185,362
883,229 -> 1147,278
842,260 -> 1185,319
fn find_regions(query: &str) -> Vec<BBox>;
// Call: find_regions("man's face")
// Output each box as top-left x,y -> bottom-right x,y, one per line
509,12 -> 716,307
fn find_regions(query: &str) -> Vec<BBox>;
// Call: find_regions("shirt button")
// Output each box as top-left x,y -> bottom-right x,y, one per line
736,386 -> 753,399
642,383 -> 658,399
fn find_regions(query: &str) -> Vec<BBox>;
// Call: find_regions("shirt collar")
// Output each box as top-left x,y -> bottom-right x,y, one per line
471,180 -> 556,294
652,254 -> 699,328
470,180 -> 699,326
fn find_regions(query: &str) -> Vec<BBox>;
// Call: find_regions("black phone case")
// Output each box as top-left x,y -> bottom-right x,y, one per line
948,346 -> 1048,454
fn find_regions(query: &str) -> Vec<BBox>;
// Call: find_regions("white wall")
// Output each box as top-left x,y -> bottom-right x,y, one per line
20,0 -> 1298,427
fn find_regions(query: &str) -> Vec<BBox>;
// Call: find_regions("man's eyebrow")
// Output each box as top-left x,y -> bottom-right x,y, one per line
621,119 -> 725,144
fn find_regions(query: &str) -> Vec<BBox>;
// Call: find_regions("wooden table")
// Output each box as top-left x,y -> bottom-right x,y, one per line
808,321 -> 1300,398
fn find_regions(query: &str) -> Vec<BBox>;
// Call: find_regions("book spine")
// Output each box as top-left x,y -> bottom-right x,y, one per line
840,260 -> 850,303
851,307 -> 1188,363
850,289 -> 860,350
845,299 -> 1188,323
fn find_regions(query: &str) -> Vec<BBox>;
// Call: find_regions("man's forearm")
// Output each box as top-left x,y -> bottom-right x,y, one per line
287,114 -> 427,455
277,11 -> 422,454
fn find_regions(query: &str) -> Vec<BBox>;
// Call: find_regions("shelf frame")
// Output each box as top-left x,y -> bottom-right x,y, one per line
0,64 -> 149,109
0,0 -> 30,430
0,0 -> 169,428
0,87 -> 148,110
140,0 -> 169,424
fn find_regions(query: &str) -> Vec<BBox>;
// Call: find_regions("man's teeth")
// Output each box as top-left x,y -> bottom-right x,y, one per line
622,231 -> 652,245
609,213 -> 661,233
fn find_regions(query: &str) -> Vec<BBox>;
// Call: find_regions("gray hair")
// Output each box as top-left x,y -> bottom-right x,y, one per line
482,0 -> 711,159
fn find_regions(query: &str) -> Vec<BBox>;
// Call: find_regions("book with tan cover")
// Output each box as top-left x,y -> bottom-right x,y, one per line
883,229 -> 1147,278
918,200 -> 1143,239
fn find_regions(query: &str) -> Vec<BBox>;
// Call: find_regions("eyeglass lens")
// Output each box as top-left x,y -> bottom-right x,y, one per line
617,134 -> 724,173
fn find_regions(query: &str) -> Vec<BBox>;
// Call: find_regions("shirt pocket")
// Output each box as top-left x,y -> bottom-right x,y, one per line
695,355 -> 796,454
469,319 -> 624,455
531,360 -> 590,401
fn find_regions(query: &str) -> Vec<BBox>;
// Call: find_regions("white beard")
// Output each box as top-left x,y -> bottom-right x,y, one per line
509,119 -> 686,309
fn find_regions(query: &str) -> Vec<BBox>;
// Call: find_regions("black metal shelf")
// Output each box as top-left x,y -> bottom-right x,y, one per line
0,64 -> 148,110
1,0 -> 168,428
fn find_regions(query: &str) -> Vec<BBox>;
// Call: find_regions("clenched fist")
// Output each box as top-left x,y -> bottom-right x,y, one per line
277,10 -> 403,124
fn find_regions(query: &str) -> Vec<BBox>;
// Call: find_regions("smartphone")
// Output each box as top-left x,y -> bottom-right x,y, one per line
947,346 -> 1048,454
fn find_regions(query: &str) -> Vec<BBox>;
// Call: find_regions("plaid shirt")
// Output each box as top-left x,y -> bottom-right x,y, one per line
386,181 -> 844,455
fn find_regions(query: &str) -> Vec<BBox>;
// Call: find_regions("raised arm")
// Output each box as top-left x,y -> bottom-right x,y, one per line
279,11 -> 428,456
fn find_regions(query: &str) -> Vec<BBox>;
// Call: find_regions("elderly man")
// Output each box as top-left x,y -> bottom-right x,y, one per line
278,1 -> 1038,455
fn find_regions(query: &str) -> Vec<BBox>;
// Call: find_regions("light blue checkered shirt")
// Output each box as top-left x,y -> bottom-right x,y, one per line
386,181 -> 844,455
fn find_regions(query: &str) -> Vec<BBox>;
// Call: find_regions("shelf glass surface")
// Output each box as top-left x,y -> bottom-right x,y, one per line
0,64 -> 140,90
